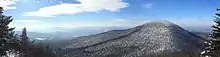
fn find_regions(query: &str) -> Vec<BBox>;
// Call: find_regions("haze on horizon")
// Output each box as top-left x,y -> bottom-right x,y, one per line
0,0 -> 219,32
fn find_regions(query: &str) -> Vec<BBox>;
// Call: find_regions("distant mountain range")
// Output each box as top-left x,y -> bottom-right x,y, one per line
64,20 -> 206,57
14,25 -> 211,41
14,27 -> 128,40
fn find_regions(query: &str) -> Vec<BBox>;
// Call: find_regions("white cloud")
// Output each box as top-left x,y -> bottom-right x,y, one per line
13,20 -> 40,23
115,19 -> 127,22
9,18 -> 136,32
9,17 -> 212,33
0,0 -> 19,10
143,4 -> 153,9
23,0 -> 129,17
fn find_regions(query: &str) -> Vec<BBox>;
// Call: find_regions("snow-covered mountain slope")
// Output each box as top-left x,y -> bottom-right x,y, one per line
65,20 -> 205,57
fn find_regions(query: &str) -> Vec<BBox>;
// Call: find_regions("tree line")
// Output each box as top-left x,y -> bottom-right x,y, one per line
0,7 -> 59,57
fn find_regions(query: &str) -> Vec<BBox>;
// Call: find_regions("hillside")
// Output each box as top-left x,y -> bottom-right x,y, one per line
64,20 -> 205,57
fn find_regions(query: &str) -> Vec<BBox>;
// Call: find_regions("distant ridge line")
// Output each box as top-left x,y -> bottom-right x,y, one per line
66,26 -> 142,52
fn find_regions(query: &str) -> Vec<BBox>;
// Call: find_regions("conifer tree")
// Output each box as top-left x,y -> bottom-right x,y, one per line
0,7 -> 55,57
201,9 -> 220,57
0,7 -> 21,56
19,27 -> 37,57
20,28 -> 29,57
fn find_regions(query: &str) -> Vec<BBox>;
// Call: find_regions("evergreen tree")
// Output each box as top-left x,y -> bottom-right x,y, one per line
20,27 -> 37,57
0,7 -> 56,57
20,27 -> 29,57
201,9 -> 220,57
0,7 -> 21,56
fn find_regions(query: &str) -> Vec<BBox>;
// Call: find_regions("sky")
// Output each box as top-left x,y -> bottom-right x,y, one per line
0,0 -> 220,32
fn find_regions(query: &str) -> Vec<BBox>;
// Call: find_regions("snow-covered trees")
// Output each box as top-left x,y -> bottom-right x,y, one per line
201,9 -> 220,57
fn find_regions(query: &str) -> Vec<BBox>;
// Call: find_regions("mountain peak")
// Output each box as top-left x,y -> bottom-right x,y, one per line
142,20 -> 175,26
138,20 -> 177,30
66,20 -> 205,57
150,20 -> 173,24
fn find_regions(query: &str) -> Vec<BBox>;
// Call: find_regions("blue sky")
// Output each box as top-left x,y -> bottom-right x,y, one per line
1,0 -> 220,32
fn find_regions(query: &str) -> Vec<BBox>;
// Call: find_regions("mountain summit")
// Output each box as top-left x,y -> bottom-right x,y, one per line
65,20 -> 205,57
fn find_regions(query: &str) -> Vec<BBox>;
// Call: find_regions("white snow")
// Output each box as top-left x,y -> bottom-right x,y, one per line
2,50 -> 20,57
36,37 -> 46,40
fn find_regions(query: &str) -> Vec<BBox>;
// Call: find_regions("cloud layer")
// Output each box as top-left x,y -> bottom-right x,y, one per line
0,0 -> 18,10
23,0 -> 129,17
143,4 -> 153,9
10,18 -> 213,33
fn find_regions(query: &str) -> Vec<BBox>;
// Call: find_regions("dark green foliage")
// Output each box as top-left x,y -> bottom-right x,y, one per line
34,42 -> 67,57
20,44 -> 57,57
18,28 -> 58,57
19,28 -> 30,57
0,7 -> 22,56
201,9 -> 220,57
0,7 -> 57,57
